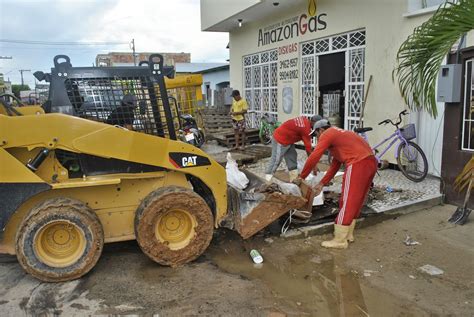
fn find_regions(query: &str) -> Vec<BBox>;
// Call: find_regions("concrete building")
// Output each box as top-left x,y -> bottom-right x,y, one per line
0,74 -> 12,94
200,0 -> 474,180
95,52 -> 191,67
176,63 -> 230,106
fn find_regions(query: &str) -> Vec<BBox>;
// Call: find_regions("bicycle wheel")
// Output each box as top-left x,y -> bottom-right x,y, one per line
259,125 -> 272,145
396,141 -> 428,182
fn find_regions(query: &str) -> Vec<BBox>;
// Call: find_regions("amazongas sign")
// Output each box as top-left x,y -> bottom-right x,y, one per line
257,12 -> 327,47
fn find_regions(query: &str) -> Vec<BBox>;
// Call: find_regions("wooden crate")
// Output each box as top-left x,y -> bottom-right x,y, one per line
213,129 -> 260,148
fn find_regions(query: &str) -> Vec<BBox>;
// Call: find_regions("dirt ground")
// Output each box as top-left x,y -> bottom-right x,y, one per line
0,204 -> 472,316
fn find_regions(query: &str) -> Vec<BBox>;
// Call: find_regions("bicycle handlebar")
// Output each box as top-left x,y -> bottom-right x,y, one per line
378,110 -> 409,127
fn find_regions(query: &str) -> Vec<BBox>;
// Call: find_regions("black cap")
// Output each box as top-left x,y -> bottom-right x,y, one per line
231,90 -> 240,97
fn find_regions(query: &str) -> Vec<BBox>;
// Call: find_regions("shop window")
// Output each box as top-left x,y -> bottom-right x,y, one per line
243,49 -> 278,128
406,0 -> 445,16
462,59 -> 474,151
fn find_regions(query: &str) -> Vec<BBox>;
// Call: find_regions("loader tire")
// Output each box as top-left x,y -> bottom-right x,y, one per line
135,186 -> 213,266
16,198 -> 104,282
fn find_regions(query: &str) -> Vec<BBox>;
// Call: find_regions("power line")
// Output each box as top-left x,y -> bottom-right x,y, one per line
0,45 -> 121,51
0,39 -> 129,46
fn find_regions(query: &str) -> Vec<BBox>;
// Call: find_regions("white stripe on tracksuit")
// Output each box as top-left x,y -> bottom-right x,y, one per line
337,165 -> 353,224
295,116 -> 304,127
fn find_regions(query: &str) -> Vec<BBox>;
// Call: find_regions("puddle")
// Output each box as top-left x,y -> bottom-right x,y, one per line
209,231 -> 425,316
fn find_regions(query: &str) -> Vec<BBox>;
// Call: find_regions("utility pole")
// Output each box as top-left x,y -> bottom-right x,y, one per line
131,39 -> 137,66
19,69 -> 31,86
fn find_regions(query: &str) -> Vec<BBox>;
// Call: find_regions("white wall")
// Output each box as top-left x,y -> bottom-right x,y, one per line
202,69 -> 230,106
226,0 -> 446,167
200,0 -> 260,30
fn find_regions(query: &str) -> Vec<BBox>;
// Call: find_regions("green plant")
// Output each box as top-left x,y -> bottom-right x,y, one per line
393,0 -> 474,118
12,84 -> 31,98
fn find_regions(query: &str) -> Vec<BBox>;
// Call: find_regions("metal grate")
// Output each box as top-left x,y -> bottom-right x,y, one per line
262,65 -> 270,88
349,48 -> 365,82
302,42 -> 315,56
243,49 -> 278,128
43,54 -> 177,140
253,66 -> 262,88
244,68 -> 252,89
349,31 -> 366,47
252,54 -> 260,65
346,48 -> 365,129
332,35 -> 348,50
315,39 -> 330,53
244,56 -> 252,66
270,88 -> 278,113
65,77 -> 173,138
348,84 -> 364,117
262,88 -> 270,112
270,50 -> 278,61
270,62 -> 278,86
166,80 -> 204,129
301,56 -> 317,116
401,123 -> 416,140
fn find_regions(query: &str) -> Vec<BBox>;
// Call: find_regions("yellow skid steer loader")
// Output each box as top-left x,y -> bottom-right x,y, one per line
0,55 -> 306,282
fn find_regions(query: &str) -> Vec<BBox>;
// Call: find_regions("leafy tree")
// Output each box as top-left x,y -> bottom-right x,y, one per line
12,84 -> 31,98
393,0 -> 474,118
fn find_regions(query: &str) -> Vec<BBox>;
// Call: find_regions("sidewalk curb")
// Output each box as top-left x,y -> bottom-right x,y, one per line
280,194 -> 443,239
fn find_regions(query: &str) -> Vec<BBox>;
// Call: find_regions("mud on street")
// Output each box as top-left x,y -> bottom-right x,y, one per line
0,204 -> 472,316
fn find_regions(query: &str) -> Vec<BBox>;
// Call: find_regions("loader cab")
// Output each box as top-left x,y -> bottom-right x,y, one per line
35,54 -> 179,140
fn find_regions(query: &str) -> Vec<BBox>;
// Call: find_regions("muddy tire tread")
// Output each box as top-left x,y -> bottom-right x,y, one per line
15,197 -> 104,282
135,186 -> 214,267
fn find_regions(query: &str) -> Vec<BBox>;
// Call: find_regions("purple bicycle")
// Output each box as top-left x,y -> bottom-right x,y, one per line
354,110 -> 428,182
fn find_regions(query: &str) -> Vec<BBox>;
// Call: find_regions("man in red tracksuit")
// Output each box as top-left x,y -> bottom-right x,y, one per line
299,119 -> 377,249
265,115 -> 322,182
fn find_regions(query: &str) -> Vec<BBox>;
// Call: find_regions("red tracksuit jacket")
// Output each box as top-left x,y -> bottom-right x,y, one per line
300,127 -> 373,182
273,116 -> 312,155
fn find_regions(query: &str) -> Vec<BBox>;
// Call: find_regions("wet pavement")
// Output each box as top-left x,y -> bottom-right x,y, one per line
209,231 -> 427,316
2,205 -> 471,316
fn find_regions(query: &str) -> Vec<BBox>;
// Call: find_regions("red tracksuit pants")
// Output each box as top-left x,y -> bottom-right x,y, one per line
336,156 -> 377,225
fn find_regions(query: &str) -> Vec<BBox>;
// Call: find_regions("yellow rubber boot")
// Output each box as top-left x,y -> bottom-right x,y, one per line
321,224 -> 349,249
347,220 -> 356,242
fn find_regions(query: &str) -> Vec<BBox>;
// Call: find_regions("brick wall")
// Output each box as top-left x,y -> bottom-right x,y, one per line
96,52 -> 191,66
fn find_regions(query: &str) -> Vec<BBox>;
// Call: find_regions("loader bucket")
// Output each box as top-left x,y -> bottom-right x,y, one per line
225,170 -> 307,239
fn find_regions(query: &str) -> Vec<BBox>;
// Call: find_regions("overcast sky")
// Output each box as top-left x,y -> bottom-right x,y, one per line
0,0 -> 229,87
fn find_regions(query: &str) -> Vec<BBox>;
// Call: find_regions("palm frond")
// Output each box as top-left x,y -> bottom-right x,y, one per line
393,0 -> 474,118
454,155 -> 474,192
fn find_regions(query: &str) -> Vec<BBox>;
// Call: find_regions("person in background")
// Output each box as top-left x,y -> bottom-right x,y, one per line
298,119 -> 377,249
230,90 -> 248,150
265,114 -> 322,182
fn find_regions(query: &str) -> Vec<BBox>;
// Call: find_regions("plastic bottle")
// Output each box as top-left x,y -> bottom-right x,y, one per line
250,249 -> 263,264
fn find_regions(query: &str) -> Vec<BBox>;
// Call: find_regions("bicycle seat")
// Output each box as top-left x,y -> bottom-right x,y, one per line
354,127 -> 373,133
